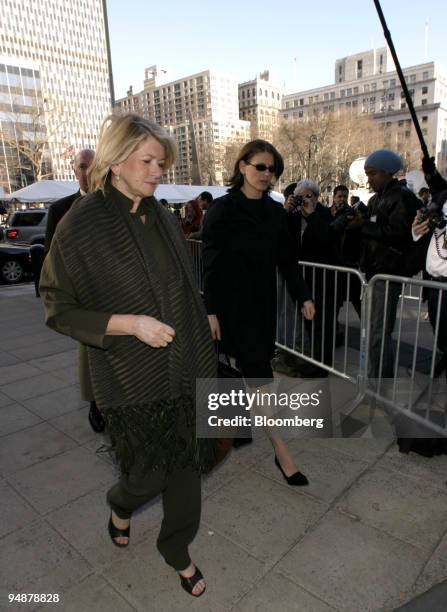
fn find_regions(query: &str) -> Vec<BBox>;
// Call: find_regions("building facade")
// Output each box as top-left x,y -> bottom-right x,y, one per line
238,70 -> 284,141
0,0 -> 111,185
116,65 -> 250,185
281,49 -> 447,175
0,56 -> 52,192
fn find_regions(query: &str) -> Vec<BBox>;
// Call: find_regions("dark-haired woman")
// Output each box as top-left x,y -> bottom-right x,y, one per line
203,139 -> 315,484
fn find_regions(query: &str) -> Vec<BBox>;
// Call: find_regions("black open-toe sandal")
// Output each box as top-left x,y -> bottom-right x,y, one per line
180,566 -> 206,597
108,512 -> 130,548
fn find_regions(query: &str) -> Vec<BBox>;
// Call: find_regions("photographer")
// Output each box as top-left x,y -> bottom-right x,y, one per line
399,188 -> 447,456
285,179 -> 337,374
330,186 -> 365,343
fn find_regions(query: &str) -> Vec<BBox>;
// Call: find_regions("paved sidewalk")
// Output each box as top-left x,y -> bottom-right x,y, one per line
1,284 -> 447,612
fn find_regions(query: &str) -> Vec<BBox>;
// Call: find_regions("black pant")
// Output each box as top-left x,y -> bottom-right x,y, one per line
107,464 -> 201,571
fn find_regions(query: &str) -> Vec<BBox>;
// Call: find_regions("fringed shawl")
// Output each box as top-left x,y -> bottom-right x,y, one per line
53,187 -> 216,473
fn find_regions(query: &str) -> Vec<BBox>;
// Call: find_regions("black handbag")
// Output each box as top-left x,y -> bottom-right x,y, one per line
217,350 -> 242,379
215,346 -> 253,450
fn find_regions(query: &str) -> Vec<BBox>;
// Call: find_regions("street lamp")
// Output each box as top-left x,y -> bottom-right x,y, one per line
307,134 -> 317,179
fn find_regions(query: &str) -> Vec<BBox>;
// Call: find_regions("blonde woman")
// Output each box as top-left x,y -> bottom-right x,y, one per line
40,113 -> 216,597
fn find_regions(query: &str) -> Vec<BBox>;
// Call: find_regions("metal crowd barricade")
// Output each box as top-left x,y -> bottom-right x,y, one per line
276,262 -> 368,383
186,238 -> 447,437
361,274 -> 447,437
187,239 -> 203,293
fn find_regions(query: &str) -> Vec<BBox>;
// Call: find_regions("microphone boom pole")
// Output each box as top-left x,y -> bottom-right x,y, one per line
372,0 -> 430,161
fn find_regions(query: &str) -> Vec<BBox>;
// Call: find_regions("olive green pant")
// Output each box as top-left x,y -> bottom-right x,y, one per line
106,464 -> 201,571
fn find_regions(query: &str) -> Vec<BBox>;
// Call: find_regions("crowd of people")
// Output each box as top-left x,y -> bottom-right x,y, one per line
38,111 -> 447,598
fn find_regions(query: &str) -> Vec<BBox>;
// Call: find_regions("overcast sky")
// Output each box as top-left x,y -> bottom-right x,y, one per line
107,0 -> 447,99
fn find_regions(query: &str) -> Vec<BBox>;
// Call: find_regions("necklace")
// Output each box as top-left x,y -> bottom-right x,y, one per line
434,228 -> 447,260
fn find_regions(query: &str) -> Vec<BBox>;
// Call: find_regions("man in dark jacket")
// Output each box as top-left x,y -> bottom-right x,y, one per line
361,149 -> 420,379
44,149 -> 95,252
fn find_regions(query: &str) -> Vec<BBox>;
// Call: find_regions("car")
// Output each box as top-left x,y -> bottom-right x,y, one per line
4,209 -> 48,245
0,243 -> 32,283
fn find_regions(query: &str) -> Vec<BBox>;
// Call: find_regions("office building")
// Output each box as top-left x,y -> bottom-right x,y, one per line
116,65 -> 250,184
281,49 -> 447,175
238,70 -> 284,141
0,57 -> 51,191
0,0 -> 112,185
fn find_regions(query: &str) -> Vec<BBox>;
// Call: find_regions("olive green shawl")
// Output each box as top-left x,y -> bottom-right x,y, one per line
52,187 -> 216,473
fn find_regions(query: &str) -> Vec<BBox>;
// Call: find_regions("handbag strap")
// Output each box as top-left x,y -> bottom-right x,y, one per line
215,342 -> 232,368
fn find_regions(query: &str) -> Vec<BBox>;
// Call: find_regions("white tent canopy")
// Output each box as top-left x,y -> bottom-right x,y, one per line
2,180 -> 284,204
1,180 -> 79,203
155,184 -> 284,203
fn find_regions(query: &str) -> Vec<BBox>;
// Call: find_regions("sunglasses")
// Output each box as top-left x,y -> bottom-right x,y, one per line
246,162 -> 276,174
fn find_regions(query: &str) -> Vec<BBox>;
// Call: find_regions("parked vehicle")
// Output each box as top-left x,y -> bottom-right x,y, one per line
4,209 -> 48,245
0,243 -> 32,283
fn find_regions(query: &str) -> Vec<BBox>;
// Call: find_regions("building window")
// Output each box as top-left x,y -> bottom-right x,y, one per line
284,113 -> 288,119
422,71 -> 429,80
241,90 -> 245,99
422,86 -> 428,94
409,74 -> 416,82
309,96 -> 313,104
285,101 -> 290,109
299,98 -> 304,105
364,84 -> 370,92
340,90 -> 345,98
357,59 -> 362,78
298,110 -> 303,117
330,92 -> 335,99
259,88 -> 262,96
422,115 -> 428,123
294,99 -> 298,107
347,88 -> 352,96
422,99 -> 427,105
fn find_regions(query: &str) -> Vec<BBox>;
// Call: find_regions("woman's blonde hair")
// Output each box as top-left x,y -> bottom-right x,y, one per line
89,112 -> 177,193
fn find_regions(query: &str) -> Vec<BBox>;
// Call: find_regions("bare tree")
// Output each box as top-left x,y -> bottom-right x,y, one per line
0,105 -> 76,192
274,109 -> 383,194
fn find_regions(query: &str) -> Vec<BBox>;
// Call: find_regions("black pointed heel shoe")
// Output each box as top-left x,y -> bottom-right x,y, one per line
274,456 -> 309,486
108,512 -> 130,547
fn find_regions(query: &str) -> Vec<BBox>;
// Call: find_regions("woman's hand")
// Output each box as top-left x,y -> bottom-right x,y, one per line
284,195 -> 296,213
133,315 -> 175,347
412,212 -> 430,237
301,300 -> 315,321
208,314 -> 221,341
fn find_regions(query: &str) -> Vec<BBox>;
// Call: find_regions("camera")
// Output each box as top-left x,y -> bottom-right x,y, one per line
333,202 -> 352,217
330,203 -> 362,233
292,195 -> 304,209
418,208 -> 446,230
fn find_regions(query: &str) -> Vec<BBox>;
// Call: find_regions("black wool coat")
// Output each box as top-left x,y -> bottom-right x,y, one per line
202,189 -> 311,364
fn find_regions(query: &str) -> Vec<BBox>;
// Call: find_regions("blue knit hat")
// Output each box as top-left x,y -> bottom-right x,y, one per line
364,149 -> 402,175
